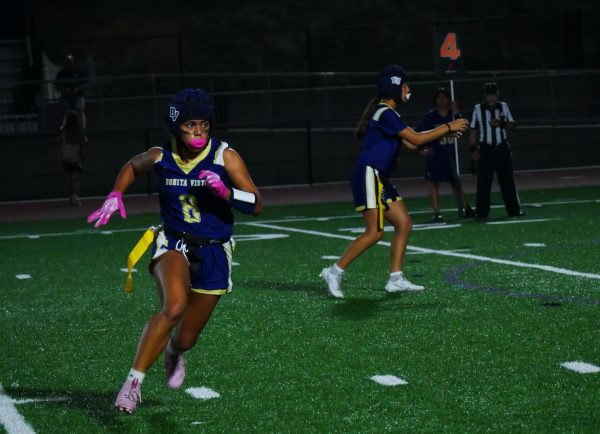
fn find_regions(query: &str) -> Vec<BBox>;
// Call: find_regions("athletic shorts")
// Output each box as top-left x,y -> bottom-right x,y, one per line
425,160 -> 454,184
150,228 -> 235,295
351,165 -> 401,230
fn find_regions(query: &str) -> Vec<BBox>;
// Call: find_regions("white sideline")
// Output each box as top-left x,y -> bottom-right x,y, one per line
0,385 -> 36,434
246,222 -> 600,280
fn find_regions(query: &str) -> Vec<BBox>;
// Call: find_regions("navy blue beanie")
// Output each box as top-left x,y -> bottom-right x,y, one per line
166,88 -> 214,134
377,65 -> 408,99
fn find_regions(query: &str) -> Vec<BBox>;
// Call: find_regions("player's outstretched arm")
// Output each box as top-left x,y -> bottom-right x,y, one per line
112,147 -> 162,192
398,118 -> 469,147
87,147 -> 162,227
223,148 -> 263,216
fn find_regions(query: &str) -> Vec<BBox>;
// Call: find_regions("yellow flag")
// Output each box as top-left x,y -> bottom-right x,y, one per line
124,227 -> 156,293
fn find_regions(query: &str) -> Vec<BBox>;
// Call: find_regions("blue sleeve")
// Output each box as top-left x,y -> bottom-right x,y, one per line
378,109 -> 408,137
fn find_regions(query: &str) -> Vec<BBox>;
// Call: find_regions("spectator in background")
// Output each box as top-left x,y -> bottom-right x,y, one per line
61,111 -> 85,205
55,54 -> 88,130
415,87 -> 473,223
469,83 -> 523,219
55,54 -> 88,205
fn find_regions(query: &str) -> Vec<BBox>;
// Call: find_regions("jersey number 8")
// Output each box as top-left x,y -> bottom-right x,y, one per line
179,194 -> 201,223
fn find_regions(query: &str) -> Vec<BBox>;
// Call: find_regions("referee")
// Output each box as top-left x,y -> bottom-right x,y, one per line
469,82 -> 523,219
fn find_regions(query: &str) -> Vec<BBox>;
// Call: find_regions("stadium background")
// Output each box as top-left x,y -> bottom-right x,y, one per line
0,1 -> 599,201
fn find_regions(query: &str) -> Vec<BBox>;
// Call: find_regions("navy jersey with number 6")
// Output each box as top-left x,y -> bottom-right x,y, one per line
154,138 -> 233,239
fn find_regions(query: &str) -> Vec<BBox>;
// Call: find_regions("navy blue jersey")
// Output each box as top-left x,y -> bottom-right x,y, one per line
154,138 -> 233,239
416,109 -> 453,165
356,103 -> 408,178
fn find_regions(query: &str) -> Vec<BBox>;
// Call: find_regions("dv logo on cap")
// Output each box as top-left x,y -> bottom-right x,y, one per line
390,76 -> 402,85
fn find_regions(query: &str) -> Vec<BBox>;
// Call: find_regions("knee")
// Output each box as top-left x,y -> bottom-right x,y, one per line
363,229 -> 385,243
161,299 -> 187,322
174,335 -> 198,352
394,216 -> 413,233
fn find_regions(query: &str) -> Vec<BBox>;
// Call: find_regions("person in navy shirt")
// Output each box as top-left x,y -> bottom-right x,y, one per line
87,89 -> 262,414
320,66 -> 469,298
416,88 -> 473,223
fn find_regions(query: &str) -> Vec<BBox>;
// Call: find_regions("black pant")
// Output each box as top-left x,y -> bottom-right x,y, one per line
475,142 -> 522,218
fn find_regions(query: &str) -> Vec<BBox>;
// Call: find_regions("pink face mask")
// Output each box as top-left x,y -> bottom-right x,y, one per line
189,137 -> 208,149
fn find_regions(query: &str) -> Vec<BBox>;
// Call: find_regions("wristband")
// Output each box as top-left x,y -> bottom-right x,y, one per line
228,188 -> 257,214
445,123 -> 452,133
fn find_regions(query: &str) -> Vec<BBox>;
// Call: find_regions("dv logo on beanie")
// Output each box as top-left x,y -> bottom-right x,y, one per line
390,76 -> 402,85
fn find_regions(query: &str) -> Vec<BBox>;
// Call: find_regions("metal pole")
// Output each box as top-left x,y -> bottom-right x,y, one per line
449,79 -> 466,217
450,79 -> 460,175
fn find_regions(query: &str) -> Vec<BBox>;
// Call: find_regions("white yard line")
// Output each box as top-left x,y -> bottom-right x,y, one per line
0,227 -> 149,241
486,218 -> 558,225
243,198 -> 598,225
339,224 -> 462,233
0,385 -> 36,434
0,229 -> 287,242
0,198 -> 596,241
247,222 -> 600,280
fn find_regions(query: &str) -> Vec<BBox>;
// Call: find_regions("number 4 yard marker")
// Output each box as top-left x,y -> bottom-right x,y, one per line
433,26 -> 465,77
440,32 -> 461,60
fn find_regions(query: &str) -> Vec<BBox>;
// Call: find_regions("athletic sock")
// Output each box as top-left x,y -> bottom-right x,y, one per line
127,368 -> 146,384
331,263 -> 344,276
389,271 -> 404,281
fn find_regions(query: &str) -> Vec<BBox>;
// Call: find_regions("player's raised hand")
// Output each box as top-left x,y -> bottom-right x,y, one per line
87,191 -> 126,228
199,170 -> 229,199
448,118 -> 469,134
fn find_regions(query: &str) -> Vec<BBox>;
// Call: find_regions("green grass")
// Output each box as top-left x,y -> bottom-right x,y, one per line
1,186 -> 599,433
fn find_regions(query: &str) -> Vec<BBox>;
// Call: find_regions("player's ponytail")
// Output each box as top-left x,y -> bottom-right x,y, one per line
354,97 -> 379,141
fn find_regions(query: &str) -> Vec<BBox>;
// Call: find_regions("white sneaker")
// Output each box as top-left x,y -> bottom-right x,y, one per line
320,266 -> 343,298
385,273 -> 424,292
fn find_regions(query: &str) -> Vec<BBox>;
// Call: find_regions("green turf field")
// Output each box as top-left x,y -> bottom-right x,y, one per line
1,186 -> 599,433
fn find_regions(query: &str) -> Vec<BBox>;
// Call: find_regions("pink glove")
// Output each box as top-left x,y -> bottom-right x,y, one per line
87,191 -> 126,228
199,170 -> 229,199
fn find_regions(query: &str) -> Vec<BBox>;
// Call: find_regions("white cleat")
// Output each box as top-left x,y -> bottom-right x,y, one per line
320,266 -> 344,298
385,273 -> 425,292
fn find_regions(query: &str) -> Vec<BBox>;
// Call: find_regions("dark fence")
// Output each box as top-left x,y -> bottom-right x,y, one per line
1,70 -> 599,201
40,10 -> 599,74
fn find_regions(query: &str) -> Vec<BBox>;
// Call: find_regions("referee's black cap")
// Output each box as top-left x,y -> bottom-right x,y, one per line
484,82 -> 499,95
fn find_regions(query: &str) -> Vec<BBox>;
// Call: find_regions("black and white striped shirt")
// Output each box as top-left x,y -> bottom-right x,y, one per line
470,102 -> 514,145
